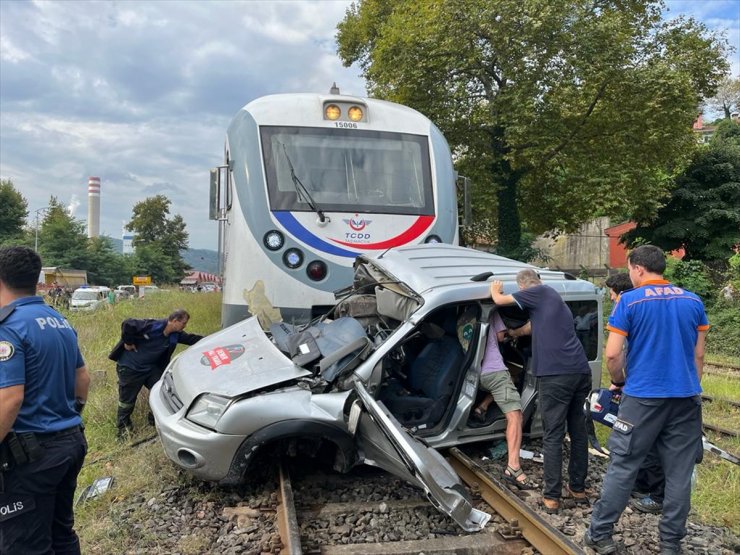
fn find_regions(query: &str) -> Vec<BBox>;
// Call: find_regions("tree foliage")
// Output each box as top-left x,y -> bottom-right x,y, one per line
705,76 -> 740,120
337,0 -> 730,258
624,122 -> 740,264
0,179 -> 29,245
38,197 -> 89,268
127,195 -> 190,281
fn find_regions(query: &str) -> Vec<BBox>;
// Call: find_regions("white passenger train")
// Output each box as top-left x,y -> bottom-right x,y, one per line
210,89 -> 459,326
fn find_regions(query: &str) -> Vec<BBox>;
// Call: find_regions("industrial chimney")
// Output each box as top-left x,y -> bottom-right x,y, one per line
87,176 -> 100,238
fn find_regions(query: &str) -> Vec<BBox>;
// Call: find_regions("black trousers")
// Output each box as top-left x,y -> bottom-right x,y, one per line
538,373 -> 592,500
116,365 -> 163,430
634,446 -> 666,502
589,395 -> 702,548
0,427 -> 87,554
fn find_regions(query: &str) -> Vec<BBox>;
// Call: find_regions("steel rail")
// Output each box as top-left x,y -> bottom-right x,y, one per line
703,422 -> 739,438
702,394 -> 740,409
448,448 -> 584,555
277,460 -> 303,555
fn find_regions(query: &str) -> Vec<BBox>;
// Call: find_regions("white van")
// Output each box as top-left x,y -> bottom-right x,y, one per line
70,286 -> 111,312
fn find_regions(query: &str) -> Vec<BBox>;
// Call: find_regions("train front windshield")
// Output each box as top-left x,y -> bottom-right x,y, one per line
261,127 -> 434,215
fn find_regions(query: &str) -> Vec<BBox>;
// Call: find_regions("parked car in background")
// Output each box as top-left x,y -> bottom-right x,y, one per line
150,244 -> 603,531
116,285 -> 137,297
139,285 -> 161,296
70,286 -> 111,312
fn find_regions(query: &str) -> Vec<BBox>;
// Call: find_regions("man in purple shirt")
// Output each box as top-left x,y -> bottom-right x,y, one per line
491,269 -> 592,514
474,311 -> 532,488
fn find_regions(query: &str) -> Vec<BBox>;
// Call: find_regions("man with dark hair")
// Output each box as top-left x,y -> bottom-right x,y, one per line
491,268 -> 592,513
586,245 -> 708,555
605,271 -> 665,513
0,246 -> 90,553
109,309 -> 203,439
605,272 -> 633,302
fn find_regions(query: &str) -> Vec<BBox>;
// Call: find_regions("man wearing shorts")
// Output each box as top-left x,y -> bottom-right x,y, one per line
473,311 -> 532,488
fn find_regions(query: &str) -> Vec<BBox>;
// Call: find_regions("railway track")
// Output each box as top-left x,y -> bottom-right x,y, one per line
272,452 -> 582,554
702,394 -> 740,410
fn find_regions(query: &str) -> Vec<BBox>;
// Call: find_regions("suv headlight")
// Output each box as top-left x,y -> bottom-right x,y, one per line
186,393 -> 230,429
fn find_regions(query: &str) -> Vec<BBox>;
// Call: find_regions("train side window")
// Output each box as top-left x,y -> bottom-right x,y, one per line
226,151 -> 233,210
226,170 -> 233,210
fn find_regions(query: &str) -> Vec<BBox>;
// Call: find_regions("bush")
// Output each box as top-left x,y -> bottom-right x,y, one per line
664,258 -> 713,300
705,303 -> 740,359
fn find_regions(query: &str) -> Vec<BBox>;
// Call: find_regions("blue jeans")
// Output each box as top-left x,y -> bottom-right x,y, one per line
588,395 -> 702,548
538,373 -> 592,499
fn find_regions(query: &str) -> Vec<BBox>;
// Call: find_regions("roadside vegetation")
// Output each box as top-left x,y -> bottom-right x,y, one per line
67,291 -> 222,552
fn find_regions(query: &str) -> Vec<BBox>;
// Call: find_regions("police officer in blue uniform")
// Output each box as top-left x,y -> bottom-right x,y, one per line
0,246 -> 90,554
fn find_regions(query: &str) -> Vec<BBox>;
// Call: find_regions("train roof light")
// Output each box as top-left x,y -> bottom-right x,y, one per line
348,106 -> 363,121
325,104 -> 341,121
425,234 -> 442,244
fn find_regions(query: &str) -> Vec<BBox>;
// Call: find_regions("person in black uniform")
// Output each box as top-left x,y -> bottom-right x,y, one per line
0,246 -> 90,554
109,309 -> 203,438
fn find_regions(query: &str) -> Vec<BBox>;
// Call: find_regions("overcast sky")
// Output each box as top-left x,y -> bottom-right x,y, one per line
1,0 -> 738,253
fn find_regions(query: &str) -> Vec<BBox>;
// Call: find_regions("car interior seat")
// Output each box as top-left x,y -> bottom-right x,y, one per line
379,308 -> 464,427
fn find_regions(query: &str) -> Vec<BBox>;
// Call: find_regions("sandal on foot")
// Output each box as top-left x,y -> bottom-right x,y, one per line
542,498 -> 560,514
503,465 -> 535,490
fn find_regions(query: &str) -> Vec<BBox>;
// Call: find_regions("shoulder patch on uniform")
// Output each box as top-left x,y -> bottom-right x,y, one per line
0,304 -> 16,324
0,341 -> 14,361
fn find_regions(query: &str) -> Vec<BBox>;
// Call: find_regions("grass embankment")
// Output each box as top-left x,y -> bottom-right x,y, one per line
69,291 -> 739,550
66,291 -> 222,553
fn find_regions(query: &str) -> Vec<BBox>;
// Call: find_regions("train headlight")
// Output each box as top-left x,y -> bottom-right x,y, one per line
283,248 -> 304,269
263,230 -> 285,251
425,234 -> 442,244
325,104 -> 341,120
306,261 -> 327,281
348,106 -> 363,121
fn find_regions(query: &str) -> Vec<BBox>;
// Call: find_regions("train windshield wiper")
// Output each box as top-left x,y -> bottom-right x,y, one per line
279,142 -> 326,223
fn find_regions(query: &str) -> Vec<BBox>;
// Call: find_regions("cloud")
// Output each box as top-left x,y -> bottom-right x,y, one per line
2,0 -> 733,250
0,0 -> 365,249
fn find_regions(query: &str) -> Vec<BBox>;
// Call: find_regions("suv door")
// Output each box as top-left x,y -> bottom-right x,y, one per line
347,381 -> 490,532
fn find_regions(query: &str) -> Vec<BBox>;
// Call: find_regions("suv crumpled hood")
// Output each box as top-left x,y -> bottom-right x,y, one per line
170,317 -> 312,406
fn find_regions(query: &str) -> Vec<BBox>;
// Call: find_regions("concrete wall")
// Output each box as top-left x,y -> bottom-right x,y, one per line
532,217 -> 611,272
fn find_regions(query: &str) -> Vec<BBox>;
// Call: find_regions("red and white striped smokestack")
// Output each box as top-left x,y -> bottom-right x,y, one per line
87,176 -> 101,238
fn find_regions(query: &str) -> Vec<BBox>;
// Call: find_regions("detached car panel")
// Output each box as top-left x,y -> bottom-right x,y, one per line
151,244 -> 603,531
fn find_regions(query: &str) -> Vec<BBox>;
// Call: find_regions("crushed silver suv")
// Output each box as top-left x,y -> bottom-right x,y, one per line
150,244 -> 603,531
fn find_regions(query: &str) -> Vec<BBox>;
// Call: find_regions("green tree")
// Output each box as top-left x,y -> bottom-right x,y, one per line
0,179 -> 29,245
624,122 -> 740,264
85,236 -> 132,286
38,197 -> 89,268
337,0 -> 729,258
127,195 -> 190,282
706,76 -> 740,120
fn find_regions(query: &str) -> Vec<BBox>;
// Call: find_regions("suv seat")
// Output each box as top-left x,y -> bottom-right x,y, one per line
380,314 -> 464,427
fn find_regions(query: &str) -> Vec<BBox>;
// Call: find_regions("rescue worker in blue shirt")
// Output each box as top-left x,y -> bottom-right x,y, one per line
109,309 -> 203,439
0,246 -> 90,554
585,245 -> 709,555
